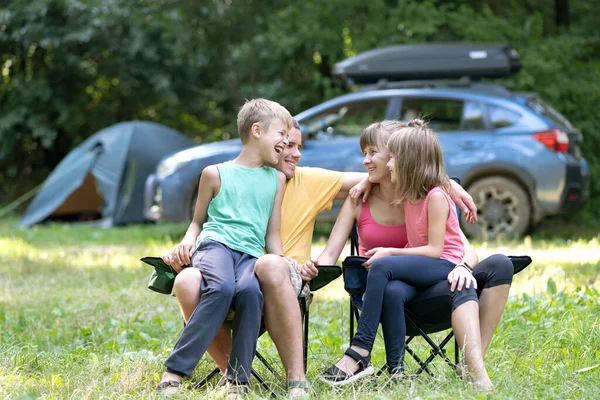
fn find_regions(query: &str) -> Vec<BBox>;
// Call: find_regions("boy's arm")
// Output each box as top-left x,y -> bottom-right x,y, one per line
163,165 -> 219,272
265,171 -> 286,255
363,192 -> 449,266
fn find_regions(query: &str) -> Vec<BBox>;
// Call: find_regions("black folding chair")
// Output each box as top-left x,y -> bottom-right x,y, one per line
344,225 -> 532,377
192,265 -> 342,395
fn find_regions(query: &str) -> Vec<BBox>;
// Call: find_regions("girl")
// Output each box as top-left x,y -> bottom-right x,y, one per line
321,119 -> 494,391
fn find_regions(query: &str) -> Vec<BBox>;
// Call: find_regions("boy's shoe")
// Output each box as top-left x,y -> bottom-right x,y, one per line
226,382 -> 250,399
155,380 -> 181,396
320,348 -> 375,386
215,378 -> 251,399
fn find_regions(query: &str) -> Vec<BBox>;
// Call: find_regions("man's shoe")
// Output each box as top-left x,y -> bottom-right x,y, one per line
288,380 -> 311,398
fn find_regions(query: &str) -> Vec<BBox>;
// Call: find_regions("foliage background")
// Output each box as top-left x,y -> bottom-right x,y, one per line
1,0 -> 599,220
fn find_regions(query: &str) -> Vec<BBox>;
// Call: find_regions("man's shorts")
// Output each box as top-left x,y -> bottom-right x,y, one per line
283,257 -> 311,297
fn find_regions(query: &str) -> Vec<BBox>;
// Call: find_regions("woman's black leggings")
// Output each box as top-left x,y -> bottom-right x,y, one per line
355,254 -> 514,371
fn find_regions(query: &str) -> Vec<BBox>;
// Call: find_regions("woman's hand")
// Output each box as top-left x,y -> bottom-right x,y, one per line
449,179 -> 477,223
162,242 -> 194,273
447,265 -> 477,292
363,247 -> 392,269
300,260 -> 319,281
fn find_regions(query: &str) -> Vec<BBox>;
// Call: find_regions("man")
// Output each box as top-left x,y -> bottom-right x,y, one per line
165,119 -> 476,396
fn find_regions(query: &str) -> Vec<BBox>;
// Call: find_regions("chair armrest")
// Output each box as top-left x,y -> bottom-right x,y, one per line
508,255 -> 532,275
309,265 -> 342,292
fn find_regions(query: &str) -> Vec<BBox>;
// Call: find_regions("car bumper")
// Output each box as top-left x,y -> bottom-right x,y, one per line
144,174 -> 162,220
559,157 -> 589,211
144,173 -> 193,222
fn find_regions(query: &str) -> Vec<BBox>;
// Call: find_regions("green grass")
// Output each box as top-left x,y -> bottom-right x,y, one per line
1,217 -> 599,399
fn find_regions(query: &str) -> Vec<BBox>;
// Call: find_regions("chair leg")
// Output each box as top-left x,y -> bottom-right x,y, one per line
303,305 -> 309,372
349,300 -> 355,343
251,368 -> 276,397
405,342 -> 434,376
255,351 -> 285,382
413,333 -> 456,376
192,367 -> 221,390
454,337 -> 460,366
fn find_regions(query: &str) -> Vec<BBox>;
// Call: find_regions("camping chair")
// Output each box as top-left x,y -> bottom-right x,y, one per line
344,225 -> 532,377
190,264 -> 342,395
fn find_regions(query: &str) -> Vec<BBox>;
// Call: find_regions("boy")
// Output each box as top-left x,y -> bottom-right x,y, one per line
156,98 -> 291,397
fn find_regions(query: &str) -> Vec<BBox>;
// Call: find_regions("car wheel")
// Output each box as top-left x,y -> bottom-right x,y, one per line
461,176 -> 531,240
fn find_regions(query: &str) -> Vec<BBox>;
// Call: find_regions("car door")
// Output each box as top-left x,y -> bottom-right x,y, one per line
397,96 -> 492,181
297,97 -> 393,172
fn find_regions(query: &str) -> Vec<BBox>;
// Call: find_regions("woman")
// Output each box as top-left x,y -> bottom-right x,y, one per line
310,121 -> 512,391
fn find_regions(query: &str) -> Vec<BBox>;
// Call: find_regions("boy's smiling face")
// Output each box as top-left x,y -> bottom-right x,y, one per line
256,119 -> 289,165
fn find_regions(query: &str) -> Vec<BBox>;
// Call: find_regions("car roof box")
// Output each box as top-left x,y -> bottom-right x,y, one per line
332,43 -> 521,85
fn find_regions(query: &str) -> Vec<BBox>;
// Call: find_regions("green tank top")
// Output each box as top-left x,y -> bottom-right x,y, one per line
197,161 -> 279,258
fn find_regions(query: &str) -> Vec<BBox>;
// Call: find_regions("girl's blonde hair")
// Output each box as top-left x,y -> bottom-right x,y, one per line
387,119 -> 450,201
359,120 -> 406,152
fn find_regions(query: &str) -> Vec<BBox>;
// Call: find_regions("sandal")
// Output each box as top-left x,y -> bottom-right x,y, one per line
155,380 -> 181,396
226,382 -> 251,399
287,380 -> 311,398
320,347 -> 375,386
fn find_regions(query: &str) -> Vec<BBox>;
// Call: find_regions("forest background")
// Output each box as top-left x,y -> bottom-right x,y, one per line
1,0 -> 598,223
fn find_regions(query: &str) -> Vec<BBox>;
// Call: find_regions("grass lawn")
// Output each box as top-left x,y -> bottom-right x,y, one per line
1,217 -> 599,399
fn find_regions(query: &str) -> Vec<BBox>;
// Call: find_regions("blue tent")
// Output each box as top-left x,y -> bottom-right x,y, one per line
18,121 -> 194,227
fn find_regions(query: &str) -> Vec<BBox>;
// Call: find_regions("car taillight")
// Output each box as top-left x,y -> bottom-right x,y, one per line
533,129 -> 569,152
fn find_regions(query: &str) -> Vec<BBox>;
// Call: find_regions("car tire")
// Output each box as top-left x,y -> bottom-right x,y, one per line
461,176 -> 531,240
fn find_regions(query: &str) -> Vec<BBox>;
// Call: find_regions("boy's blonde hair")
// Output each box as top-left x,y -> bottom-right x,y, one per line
387,119 -> 450,202
360,120 -> 407,152
237,98 -> 293,143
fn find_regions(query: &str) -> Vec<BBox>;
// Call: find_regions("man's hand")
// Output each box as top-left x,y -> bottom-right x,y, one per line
447,266 -> 477,292
162,242 -> 194,273
349,177 -> 374,205
363,247 -> 392,269
449,179 -> 477,223
300,260 -> 320,281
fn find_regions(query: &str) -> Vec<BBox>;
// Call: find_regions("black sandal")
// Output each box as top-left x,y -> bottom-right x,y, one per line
320,347 -> 375,386
155,380 -> 181,396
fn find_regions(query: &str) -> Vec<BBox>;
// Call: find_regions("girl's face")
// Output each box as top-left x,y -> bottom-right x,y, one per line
386,156 -> 397,183
362,144 -> 391,184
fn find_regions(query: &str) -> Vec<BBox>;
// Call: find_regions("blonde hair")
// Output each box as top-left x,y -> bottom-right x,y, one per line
387,119 -> 450,201
359,120 -> 407,152
237,98 -> 293,143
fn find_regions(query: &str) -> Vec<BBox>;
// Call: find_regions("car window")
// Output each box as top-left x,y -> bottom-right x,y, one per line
301,99 -> 388,140
526,98 -> 574,131
461,101 -> 486,130
400,98 -> 463,131
488,105 -> 520,128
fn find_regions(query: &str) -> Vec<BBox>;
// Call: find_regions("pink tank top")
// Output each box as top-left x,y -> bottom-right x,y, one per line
403,186 -> 464,264
357,200 -> 408,256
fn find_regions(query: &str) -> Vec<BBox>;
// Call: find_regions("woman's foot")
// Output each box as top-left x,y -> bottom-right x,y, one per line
459,363 -> 494,393
320,346 -> 374,386
155,371 -> 182,396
